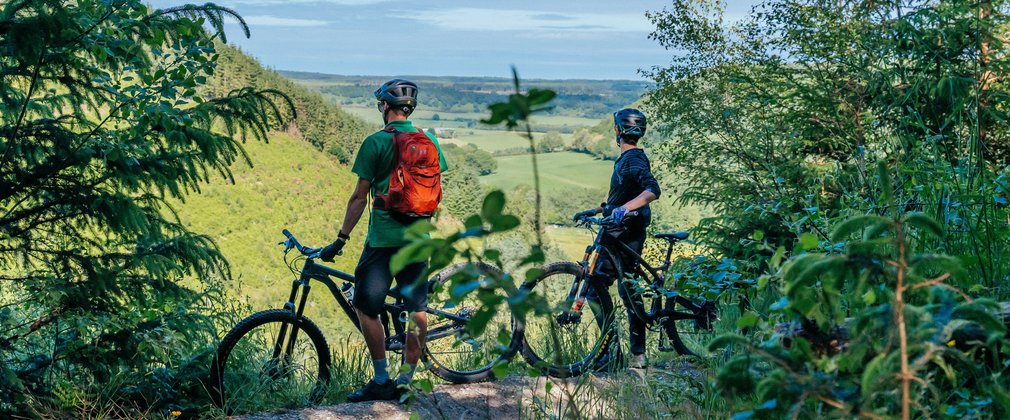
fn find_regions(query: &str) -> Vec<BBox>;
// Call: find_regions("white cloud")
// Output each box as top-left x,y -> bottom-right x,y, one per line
410,8 -> 651,33
226,15 -> 328,27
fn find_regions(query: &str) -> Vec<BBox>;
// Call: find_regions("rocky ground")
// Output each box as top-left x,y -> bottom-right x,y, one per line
237,373 -> 639,420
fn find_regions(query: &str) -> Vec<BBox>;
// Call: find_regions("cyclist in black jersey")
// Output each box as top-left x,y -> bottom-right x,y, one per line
572,108 -> 660,369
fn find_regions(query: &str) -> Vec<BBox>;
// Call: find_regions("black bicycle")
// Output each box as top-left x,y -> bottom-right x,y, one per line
521,213 -> 738,378
209,229 -> 523,413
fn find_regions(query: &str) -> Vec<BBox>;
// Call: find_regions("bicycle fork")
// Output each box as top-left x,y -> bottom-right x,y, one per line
558,245 -> 601,325
272,273 -> 312,371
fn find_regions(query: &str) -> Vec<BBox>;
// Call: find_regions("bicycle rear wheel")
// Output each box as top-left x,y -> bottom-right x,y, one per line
665,295 -> 742,358
209,309 -> 331,414
521,261 -> 617,378
422,262 -> 522,383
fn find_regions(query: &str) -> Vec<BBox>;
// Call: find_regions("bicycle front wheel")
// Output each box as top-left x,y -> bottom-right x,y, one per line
521,261 -> 616,378
209,309 -> 331,414
422,262 -> 522,384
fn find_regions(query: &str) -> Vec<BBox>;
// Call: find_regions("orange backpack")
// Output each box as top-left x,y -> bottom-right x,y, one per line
372,126 -> 442,220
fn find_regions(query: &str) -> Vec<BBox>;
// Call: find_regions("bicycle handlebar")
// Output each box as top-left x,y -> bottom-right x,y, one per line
576,210 -> 640,228
281,229 -> 317,256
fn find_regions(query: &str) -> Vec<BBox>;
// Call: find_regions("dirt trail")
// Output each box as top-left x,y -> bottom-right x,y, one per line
236,374 -> 636,420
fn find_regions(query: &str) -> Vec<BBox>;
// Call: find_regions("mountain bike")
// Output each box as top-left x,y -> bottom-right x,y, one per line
521,213 -> 740,378
209,229 -> 523,413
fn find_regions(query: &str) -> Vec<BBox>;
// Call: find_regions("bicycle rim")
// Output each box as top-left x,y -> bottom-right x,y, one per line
423,262 -> 519,383
666,296 -> 742,359
211,310 -> 330,414
522,262 -> 615,377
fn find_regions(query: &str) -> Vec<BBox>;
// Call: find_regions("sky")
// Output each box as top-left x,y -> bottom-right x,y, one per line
147,0 -> 762,80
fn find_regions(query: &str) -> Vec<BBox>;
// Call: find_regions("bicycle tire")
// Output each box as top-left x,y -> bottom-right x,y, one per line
664,295 -> 738,358
520,261 -> 617,378
422,262 -> 523,384
209,309 -> 331,413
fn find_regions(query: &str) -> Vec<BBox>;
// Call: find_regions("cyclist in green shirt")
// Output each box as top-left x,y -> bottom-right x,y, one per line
318,79 -> 448,402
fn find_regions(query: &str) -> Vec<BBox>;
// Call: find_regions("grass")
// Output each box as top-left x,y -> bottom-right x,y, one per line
545,226 -> 593,261
482,151 -> 613,192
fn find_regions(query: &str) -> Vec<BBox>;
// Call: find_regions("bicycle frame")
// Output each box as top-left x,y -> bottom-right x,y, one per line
274,257 -> 474,361
565,219 -> 705,326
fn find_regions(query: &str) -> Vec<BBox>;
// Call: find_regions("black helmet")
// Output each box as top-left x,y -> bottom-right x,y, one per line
613,108 -> 647,142
374,79 -> 418,110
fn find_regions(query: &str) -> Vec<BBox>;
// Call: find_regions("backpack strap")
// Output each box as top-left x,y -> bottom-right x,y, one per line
374,126 -> 400,210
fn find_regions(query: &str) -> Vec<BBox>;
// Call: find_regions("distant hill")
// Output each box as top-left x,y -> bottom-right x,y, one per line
280,71 -> 650,122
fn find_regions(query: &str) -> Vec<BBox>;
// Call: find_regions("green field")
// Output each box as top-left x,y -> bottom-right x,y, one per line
481,151 -> 613,192
545,225 -> 594,261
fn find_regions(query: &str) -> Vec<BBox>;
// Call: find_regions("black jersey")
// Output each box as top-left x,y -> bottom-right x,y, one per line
604,148 -> 661,227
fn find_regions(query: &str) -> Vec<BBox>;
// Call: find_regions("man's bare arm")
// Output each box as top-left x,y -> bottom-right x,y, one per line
339,178 -> 371,237
622,190 -> 658,212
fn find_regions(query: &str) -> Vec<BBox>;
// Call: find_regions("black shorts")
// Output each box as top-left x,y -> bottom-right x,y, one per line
352,243 -> 428,317
592,225 -> 646,285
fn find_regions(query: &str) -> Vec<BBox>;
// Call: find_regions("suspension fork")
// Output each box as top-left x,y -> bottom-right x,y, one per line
273,268 -> 313,362
565,244 -> 600,313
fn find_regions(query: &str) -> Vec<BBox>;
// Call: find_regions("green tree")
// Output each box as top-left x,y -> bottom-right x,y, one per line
537,131 -> 564,153
644,0 -> 1010,280
442,143 -> 497,176
0,0 -> 293,413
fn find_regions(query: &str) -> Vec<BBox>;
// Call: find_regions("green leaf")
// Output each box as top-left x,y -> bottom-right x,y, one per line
862,288 -> 876,304
737,311 -> 760,329
491,214 -> 521,232
877,161 -> 893,205
903,212 -> 944,238
783,254 -> 826,284
752,230 -> 765,241
952,300 -> 1006,334
466,308 -> 495,336
830,215 -> 892,242
464,215 -> 483,229
481,190 -> 506,221
527,89 -> 557,105
391,241 -> 436,273
491,359 -> 509,378
770,246 -> 785,270
519,246 -> 545,266
404,220 -> 436,240
861,353 -> 889,402
799,232 -> 819,251
416,378 -> 434,393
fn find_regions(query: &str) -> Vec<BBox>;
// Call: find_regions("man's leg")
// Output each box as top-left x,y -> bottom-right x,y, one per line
619,228 -> 648,367
617,279 -> 647,357
356,309 -> 390,382
347,245 -> 398,402
395,260 -> 428,385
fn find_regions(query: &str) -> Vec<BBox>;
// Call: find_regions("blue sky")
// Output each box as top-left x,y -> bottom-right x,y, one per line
147,0 -> 762,80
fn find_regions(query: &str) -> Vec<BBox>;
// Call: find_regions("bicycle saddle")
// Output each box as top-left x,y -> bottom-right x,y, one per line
655,231 -> 690,241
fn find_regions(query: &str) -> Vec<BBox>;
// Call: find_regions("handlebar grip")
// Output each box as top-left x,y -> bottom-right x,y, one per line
282,229 -> 293,238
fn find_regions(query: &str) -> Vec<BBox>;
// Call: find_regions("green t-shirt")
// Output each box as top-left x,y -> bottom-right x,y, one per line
351,120 -> 449,247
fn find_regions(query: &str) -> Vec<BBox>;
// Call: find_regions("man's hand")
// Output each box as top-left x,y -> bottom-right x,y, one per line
611,206 -> 629,223
318,238 -> 346,262
572,208 -> 597,222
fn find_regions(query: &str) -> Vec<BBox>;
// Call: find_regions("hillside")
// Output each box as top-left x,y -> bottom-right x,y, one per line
174,47 -> 377,335
173,132 -> 366,335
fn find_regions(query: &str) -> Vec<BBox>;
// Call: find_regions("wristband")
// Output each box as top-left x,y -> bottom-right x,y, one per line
337,231 -> 350,240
